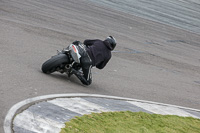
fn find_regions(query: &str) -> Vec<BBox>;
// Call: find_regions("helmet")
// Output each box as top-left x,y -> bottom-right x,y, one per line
105,36 -> 117,50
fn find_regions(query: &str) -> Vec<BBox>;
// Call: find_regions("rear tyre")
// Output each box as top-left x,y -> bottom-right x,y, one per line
42,54 -> 70,74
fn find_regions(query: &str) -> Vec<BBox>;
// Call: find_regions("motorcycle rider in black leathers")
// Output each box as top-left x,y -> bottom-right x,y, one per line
70,36 -> 117,85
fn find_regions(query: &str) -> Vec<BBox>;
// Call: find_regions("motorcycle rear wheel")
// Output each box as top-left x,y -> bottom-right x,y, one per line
42,54 -> 70,74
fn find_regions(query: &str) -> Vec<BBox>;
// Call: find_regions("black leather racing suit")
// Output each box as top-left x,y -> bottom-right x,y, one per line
72,39 -> 112,85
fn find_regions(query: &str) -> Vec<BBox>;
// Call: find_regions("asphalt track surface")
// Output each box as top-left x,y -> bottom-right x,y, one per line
1,0 -> 200,132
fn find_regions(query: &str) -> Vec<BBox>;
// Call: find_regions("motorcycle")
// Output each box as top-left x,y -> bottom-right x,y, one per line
41,43 -> 83,76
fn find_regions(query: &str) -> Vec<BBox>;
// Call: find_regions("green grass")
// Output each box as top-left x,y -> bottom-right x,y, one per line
60,111 -> 200,133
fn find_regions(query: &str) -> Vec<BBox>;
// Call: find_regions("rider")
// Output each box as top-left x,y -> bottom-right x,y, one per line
70,36 -> 117,85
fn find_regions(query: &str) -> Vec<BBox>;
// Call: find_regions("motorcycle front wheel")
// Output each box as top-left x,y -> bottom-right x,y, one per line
41,54 -> 70,74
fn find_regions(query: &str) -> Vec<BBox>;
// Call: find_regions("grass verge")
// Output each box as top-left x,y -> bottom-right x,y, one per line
60,111 -> 200,133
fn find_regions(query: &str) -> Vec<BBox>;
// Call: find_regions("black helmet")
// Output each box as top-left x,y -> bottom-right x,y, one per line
105,36 -> 117,50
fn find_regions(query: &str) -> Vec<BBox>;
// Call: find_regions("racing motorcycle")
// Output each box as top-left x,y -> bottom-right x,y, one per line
41,43 -> 83,76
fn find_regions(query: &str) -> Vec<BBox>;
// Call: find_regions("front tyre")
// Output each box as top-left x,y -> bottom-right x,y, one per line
42,54 -> 70,74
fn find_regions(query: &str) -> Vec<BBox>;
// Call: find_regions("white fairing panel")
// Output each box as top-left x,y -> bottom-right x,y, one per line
69,44 -> 81,63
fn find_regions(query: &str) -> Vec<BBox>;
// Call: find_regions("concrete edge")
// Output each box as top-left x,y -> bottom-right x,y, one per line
4,93 -> 200,133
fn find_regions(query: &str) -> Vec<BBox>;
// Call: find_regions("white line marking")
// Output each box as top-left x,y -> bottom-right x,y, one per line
127,101 -> 199,118
13,110 -> 64,133
4,93 -> 200,133
48,97 -> 111,115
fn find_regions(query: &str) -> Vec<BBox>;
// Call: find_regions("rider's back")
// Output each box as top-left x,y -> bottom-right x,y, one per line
84,39 -> 112,69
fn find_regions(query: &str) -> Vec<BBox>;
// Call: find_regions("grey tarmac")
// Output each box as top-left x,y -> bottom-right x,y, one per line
1,0 -> 200,133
